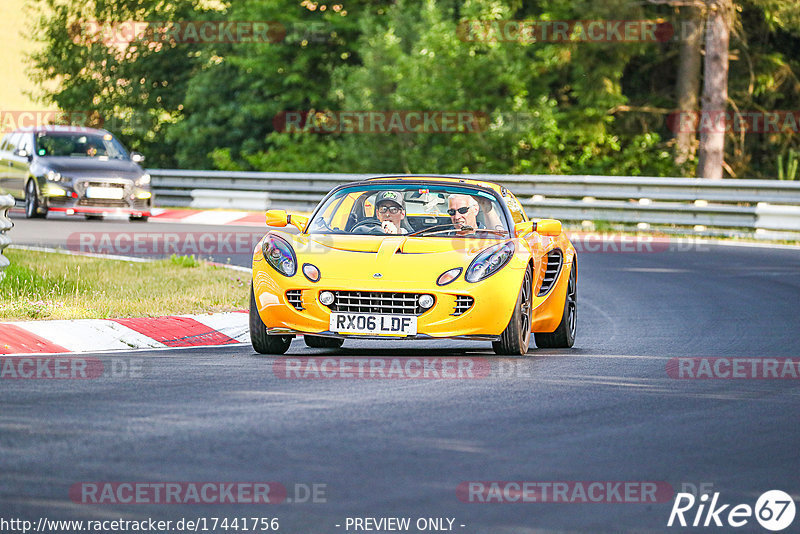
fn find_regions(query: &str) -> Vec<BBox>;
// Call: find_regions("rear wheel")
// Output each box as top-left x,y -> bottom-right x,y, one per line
85,214 -> 104,220
493,265 -> 533,355
249,283 -> 292,354
130,215 -> 149,222
25,181 -> 46,219
304,335 -> 344,349
534,261 -> 577,348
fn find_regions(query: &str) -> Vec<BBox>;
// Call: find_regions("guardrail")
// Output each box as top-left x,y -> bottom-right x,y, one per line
0,194 -> 14,278
149,170 -> 800,238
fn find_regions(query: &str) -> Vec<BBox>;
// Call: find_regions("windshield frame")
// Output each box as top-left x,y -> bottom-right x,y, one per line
304,180 -> 516,237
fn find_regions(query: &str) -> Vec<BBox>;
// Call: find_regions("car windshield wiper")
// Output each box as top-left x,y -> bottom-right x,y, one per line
407,224 -> 455,237
475,228 -> 510,237
408,224 -> 510,237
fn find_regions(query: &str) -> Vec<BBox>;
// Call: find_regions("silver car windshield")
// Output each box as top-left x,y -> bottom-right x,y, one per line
34,132 -> 130,160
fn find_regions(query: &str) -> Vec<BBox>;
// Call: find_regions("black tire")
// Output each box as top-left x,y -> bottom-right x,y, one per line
493,265 -> 533,355
304,335 -> 344,349
85,214 -> 104,220
534,261 -> 577,349
249,283 -> 292,354
25,181 -> 46,219
130,215 -> 149,222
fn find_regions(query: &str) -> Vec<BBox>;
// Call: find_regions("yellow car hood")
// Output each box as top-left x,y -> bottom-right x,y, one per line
286,232 -> 510,283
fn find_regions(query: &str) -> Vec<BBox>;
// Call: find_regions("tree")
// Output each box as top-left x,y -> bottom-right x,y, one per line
28,0 -> 220,167
697,0 -> 733,179
674,4 -> 705,172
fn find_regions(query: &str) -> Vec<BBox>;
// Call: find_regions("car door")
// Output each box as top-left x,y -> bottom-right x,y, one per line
0,134 -> 9,195
0,133 -> 24,198
8,133 -> 33,198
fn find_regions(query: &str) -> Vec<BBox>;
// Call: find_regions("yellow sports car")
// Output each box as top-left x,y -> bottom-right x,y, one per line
250,176 -> 577,355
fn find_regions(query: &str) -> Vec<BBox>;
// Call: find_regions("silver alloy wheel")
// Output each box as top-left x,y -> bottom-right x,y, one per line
25,181 -> 36,218
520,267 -> 532,346
566,267 -> 577,338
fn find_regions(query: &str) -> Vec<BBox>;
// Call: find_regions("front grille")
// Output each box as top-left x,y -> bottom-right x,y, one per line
77,198 -> 129,208
329,291 -> 431,316
286,290 -> 303,310
537,249 -> 563,296
452,295 -> 474,316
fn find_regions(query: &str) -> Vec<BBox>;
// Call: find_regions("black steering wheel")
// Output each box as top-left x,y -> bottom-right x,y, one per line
350,217 -> 385,235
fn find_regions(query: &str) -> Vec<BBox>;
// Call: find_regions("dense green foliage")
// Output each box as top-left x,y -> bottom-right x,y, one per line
30,0 -> 800,178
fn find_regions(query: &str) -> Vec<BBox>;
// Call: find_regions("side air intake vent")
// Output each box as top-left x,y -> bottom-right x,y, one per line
286,290 -> 303,310
451,295 -> 474,316
537,249 -> 563,296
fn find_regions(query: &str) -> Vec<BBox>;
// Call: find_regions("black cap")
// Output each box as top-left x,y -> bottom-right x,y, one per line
374,190 -> 405,209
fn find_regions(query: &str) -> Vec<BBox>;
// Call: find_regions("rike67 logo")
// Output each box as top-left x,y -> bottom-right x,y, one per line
668,490 -> 796,531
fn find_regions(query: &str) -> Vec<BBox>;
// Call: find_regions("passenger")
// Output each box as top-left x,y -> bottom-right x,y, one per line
474,195 -> 504,230
374,191 -> 408,235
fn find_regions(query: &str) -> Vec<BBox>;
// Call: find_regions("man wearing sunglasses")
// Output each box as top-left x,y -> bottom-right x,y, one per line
447,194 -> 483,232
374,190 -> 408,235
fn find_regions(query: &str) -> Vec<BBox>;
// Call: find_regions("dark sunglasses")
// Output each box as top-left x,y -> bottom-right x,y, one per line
447,206 -> 471,216
377,205 -> 402,214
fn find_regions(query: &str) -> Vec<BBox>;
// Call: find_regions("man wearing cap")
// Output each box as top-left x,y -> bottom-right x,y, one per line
374,191 -> 408,235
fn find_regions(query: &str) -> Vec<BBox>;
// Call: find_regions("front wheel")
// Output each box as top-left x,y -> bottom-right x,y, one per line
25,181 -> 46,219
130,215 -> 149,222
304,335 -> 344,349
249,283 -> 292,354
534,261 -> 577,349
493,265 -> 533,355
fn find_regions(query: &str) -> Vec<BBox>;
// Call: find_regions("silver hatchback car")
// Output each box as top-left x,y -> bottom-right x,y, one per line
0,125 -> 152,221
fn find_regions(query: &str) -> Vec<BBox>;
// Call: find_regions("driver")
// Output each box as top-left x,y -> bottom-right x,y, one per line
374,191 -> 408,235
448,194 -> 482,231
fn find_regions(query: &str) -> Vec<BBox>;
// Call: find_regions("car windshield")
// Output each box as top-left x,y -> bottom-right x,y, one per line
34,132 -> 130,160
306,183 -> 511,237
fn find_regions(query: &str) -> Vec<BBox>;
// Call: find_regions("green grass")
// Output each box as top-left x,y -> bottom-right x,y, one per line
0,249 -> 249,320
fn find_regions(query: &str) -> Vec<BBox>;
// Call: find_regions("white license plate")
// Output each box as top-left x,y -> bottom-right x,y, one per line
86,186 -> 124,200
329,313 -> 417,337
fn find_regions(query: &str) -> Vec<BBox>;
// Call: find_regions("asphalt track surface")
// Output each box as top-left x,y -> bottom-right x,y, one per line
3,214 -> 800,533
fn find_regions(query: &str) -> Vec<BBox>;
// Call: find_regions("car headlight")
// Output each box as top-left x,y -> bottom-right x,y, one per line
262,234 -> 297,277
465,241 -> 515,283
46,170 -> 62,182
136,173 -> 151,186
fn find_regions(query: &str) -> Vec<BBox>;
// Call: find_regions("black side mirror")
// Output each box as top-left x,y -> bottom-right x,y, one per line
130,152 -> 145,163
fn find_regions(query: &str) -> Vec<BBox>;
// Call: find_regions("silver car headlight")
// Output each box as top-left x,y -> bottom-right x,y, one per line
262,235 -> 297,277
465,241 -> 515,283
